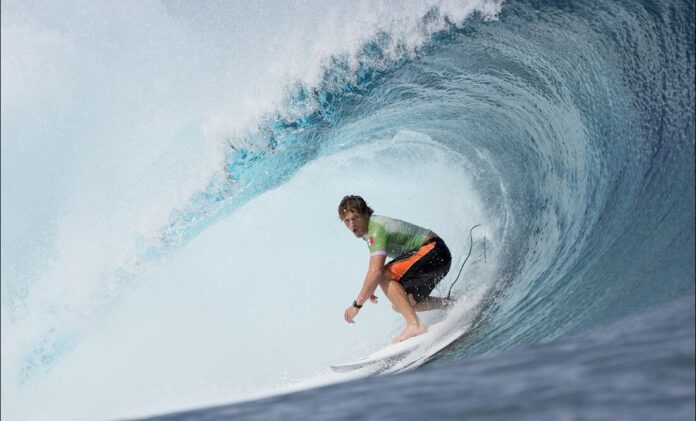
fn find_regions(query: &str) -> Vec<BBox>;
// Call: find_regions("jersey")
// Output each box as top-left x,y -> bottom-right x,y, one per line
362,215 -> 432,258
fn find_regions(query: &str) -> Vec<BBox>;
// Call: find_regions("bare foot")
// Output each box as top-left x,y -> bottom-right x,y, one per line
392,323 -> 427,343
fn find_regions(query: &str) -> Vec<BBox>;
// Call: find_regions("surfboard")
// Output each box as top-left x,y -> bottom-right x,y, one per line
331,317 -> 458,373
330,333 -> 429,372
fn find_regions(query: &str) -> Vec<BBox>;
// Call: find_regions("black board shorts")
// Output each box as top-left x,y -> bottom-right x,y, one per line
385,237 -> 452,303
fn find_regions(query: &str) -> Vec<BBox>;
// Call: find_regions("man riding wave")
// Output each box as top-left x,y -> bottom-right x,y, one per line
339,195 -> 453,343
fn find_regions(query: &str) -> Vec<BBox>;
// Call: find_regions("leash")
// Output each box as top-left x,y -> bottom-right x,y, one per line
446,224 -> 481,300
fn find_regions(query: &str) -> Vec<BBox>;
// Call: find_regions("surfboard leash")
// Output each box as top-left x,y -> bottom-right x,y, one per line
446,224 -> 481,300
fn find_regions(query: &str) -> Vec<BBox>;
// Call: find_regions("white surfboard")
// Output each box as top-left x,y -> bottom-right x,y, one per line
330,317 -> 462,373
330,333 -> 429,372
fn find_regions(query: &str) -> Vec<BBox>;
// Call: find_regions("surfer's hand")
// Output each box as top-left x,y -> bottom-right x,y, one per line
344,306 -> 359,323
369,295 -> 378,304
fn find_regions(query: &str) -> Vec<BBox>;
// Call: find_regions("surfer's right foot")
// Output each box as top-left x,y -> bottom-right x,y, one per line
393,323 -> 427,343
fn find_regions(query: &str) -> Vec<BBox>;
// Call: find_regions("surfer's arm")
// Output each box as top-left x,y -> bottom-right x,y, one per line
355,254 -> 387,306
344,254 -> 386,324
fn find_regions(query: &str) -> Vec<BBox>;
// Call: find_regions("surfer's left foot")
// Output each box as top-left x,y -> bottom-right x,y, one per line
393,323 -> 427,343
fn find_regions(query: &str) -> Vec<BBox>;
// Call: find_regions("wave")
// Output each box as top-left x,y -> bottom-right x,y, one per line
1,0 -> 694,419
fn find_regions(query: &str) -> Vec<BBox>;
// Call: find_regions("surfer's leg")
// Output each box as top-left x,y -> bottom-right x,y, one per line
393,238 -> 453,313
379,276 -> 418,322
393,292 -> 445,312
412,296 -> 454,312
379,276 -> 427,342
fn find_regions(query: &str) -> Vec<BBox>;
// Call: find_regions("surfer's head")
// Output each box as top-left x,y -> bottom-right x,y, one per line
338,195 -> 373,220
338,195 -> 372,238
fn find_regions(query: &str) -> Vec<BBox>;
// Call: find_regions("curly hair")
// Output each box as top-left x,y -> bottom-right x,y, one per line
337,195 -> 374,220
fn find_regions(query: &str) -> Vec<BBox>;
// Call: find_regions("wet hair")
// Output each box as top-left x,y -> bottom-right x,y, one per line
338,195 -> 374,220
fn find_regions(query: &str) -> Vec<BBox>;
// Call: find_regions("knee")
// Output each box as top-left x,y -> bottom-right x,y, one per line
379,273 -> 393,291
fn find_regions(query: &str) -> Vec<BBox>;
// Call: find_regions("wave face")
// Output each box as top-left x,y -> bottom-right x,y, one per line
1,0 -> 694,419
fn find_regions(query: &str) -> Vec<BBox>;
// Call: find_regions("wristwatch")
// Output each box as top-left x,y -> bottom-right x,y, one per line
352,300 -> 363,309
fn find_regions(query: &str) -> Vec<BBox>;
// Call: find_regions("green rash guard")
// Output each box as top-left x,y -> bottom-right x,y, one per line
362,215 -> 432,258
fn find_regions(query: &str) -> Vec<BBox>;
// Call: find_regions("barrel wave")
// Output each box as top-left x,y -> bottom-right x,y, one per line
1,0 -> 693,420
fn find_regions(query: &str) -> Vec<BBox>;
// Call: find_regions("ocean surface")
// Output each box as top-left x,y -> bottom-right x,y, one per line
1,0 -> 694,420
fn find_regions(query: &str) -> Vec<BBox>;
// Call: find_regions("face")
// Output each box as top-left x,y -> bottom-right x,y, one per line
342,210 -> 369,238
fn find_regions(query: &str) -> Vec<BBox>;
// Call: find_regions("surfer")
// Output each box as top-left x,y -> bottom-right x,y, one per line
339,195 -> 453,343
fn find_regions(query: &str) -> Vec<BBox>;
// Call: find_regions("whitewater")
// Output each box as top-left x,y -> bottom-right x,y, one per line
1,0 -> 694,420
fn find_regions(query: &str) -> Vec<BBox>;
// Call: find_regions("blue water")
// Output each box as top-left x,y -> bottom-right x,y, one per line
1,0 -> 694,420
